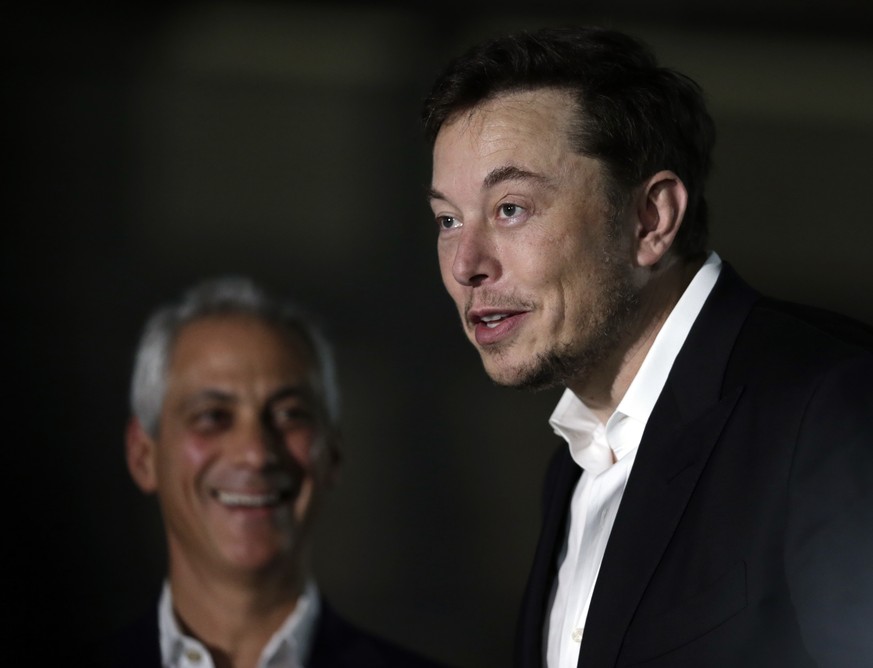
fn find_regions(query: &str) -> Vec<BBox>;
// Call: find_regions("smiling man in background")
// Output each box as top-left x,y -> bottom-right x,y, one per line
423,25 -> 873,667
95,277 -> 442,668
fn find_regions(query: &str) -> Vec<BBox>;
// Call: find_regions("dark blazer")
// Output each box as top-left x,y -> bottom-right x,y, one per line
516,263 -> 873,667
91,597 -> 445,668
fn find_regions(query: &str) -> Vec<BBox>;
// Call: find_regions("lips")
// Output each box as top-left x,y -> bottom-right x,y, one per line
469,309 -> 528,346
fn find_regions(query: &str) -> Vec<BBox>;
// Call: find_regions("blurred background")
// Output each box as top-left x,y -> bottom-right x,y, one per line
6,2 -> 872,665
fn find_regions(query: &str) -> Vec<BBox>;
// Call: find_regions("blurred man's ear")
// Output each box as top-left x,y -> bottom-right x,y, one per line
324,428 -> 343,488
125,417 -> 158,493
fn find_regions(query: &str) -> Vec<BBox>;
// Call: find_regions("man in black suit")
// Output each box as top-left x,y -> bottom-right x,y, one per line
97,277 -> 442,667
422,26 -> 873,667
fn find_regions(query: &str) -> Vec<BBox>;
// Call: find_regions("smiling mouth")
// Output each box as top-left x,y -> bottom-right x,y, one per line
211,489 -> 293,508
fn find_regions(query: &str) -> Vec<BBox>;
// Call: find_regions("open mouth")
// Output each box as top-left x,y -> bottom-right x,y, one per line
469,309 -> 527,345
479,313 -> 512,328
211,488 -> 293,508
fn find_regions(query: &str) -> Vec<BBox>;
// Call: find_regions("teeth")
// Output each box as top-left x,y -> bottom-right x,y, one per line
480,314 -> 508,328
215,490 -> 281,508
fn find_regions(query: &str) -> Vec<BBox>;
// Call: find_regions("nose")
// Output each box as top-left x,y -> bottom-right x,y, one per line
450,221 -> 500,288
229,417 -> 281,470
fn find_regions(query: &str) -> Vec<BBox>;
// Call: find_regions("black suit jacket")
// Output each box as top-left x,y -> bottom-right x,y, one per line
91,597 -> 444,668
516,263 -> 873,667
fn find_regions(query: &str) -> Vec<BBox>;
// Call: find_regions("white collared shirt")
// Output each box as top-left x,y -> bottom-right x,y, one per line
545,252 -> 722,668
158,579 -> 321,668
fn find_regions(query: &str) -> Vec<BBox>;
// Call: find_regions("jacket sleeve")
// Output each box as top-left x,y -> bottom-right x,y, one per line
785,354 -> 873,665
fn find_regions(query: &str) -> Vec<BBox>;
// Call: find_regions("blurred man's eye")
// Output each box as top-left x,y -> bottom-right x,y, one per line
273,405 -> 314,431
191,408 -> 233,432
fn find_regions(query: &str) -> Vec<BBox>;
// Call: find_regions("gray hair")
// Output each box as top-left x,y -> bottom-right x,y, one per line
130,276 -> 340,437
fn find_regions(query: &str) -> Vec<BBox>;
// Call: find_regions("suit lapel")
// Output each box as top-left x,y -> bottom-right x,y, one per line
577,387 -> 742,666
577,263 -> 759,667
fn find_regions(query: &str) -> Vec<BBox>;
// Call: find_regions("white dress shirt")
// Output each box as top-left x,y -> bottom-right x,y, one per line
158,579 -> 321,668
545,252 -> 722,668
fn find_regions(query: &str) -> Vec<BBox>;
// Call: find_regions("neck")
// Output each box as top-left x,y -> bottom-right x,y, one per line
568,256 -> 703,423
168,553 -> 307,668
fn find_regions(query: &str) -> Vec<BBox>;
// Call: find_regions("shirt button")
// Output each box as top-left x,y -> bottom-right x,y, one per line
185,648 -> 203,663
571,627 -> 584,642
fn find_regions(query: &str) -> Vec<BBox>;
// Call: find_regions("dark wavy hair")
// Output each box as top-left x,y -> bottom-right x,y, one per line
421,26 -> 716,259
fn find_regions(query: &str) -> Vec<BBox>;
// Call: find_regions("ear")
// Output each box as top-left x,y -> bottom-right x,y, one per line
634,170 -> 688,268
125,417 -> 158,493
322,428 -> 343,488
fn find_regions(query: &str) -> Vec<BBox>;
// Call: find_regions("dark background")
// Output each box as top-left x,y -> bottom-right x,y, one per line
6,3 -> 872,666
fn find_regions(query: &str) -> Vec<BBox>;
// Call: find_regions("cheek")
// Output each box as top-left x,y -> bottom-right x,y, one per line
285,428 -> 319,468
180,434 -> 215,470
157,430 -> 214,481
536,233 -> 597,287
513,243 -> 566,291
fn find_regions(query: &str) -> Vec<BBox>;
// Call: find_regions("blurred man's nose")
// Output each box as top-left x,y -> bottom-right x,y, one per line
229,416 -> 281,469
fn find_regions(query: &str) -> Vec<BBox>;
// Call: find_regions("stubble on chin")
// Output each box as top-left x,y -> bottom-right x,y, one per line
481,339 -> 605,392
482,267 -> 640,392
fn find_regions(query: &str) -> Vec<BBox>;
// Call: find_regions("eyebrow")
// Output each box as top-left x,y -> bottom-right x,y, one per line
483,165 -> 551,190
427,164 -> 552,203
267,386 -> 313,406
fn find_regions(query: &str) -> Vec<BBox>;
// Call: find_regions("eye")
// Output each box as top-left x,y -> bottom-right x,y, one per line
272,404 -> 315,432
435,215 -> 460,231
191,407 -> 233,433
498,202 -> 524,219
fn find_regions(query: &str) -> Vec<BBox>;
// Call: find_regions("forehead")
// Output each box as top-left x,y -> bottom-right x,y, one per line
431,88 -> 595,201
167,315 -> 315,393
435,88 -> 579,162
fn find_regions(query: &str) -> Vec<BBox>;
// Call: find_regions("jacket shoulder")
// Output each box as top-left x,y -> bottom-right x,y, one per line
81,607 -> 161,668
310,601 -> 449,668
724,296 -> 873,389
